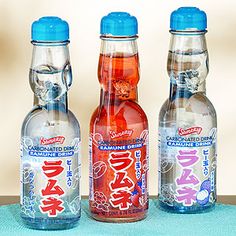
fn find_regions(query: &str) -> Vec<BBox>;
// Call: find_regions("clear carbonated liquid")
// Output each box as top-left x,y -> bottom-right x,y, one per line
21,64 -> 81,229
158,49 -> 217,213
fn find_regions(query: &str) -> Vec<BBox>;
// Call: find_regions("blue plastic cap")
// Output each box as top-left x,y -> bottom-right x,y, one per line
32,16 -> 69,42
170,7 -> 207,31
100,12 -> 138,36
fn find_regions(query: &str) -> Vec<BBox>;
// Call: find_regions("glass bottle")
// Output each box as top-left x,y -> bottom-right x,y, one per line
158,7 -> 217,213
20,17 -> 81,229
89,12 -> 149,222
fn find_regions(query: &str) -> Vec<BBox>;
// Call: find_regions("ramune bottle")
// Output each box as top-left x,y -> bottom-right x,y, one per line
89,12 -> 149,222
20,17 -> 81,229
158,7 -> 217,213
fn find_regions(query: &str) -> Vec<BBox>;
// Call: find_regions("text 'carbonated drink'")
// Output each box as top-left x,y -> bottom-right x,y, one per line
158,7 -> 217,213
89,12 -> 149,222
20,17 -> 81,229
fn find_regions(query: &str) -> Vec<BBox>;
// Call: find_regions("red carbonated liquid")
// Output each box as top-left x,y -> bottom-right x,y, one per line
89,53 -> 149,222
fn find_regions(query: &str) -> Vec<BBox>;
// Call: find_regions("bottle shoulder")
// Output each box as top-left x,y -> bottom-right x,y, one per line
22,106 -> 80,136
159,93 -> 217,122
90,100 -> 148,128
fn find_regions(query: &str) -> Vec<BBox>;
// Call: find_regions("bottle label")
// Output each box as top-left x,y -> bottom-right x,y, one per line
89,129 -> 149,218
20,136 -> 81,218
158,126 -> 217,207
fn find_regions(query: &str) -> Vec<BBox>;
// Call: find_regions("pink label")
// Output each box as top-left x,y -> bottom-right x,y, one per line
40,136 -> 65,145
109,129 -> 133,139
178,127 -> 202,136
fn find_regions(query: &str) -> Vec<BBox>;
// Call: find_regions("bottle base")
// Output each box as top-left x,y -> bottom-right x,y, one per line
90,213 -> 147,223
158,201 -> 215,214
21,216 -> 80,230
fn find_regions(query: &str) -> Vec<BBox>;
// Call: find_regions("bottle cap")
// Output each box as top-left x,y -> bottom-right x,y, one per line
32,16 -> 69,41
170,7 -> 207,31
100,12 -> 138,36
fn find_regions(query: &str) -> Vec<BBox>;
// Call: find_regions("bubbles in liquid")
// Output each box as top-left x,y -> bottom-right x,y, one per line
30,63 -> 72,102
168,50 -> 208,93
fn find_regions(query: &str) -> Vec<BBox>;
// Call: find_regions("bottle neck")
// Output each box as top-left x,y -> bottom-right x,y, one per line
98,36 -> 139,106
30,41 -> 72,112
168,31 -> 208,100
33,94 -> 68,112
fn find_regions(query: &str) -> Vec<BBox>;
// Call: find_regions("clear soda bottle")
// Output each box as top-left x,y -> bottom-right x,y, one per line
158,7 -> 217,213
89,12 -> 149,222
20,17 -> 81,229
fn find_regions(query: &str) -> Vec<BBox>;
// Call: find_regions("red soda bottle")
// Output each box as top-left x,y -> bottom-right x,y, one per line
89,12 -> 149,222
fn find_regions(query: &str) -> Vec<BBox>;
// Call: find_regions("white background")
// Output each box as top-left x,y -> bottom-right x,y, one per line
0,0 -> 235,196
